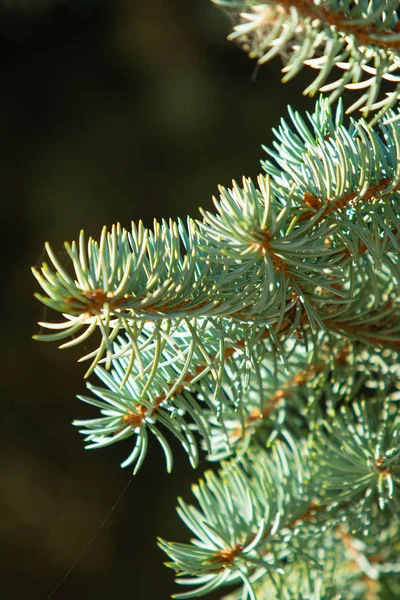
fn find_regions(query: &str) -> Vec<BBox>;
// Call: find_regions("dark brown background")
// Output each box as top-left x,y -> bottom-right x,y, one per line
0,1 -> 315,598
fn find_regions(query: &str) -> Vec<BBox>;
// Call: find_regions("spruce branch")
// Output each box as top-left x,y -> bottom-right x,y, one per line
30,2 -> 400,597
224,518 -> 400,599
315,398 -> 400,512
214,0 -> 400,122
33,98 -> 400,368
159,440 -> 316,599
32,98 -> 400,472
161,404 -> 400,599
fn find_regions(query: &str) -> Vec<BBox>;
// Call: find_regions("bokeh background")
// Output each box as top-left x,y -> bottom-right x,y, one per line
0,1 -> 315,598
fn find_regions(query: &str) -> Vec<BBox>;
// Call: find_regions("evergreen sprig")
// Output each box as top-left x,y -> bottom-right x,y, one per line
159,440 -> 315,599
316,398 -> 400,512
33,99 -> 400,476
32,2 -> 400,596
160,406 -> 400,599
215,0 -> 400,122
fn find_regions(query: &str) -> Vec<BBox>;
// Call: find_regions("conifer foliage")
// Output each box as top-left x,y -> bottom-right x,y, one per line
33,1 -> 400,598
216,0 -> 400,123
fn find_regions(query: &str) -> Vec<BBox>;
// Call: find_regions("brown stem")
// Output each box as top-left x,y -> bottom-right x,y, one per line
299,178 -> 400,224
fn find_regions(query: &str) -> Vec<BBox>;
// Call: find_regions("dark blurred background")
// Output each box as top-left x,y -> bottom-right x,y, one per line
0,1 -> 313,598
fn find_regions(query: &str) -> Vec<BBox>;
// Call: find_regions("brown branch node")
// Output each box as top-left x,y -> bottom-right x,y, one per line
209,543 -> 244,565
